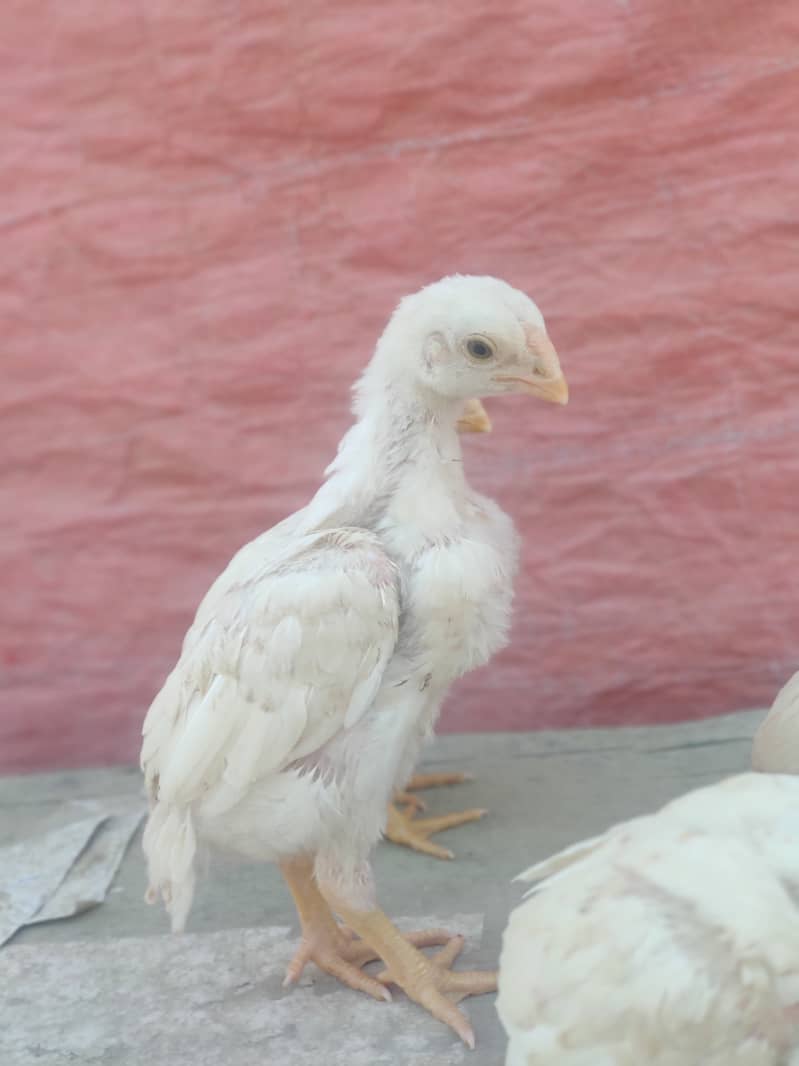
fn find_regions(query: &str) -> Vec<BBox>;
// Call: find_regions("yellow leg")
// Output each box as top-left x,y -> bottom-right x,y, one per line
386,772 -> 486,860
322,890 -> 497,1050
280,858 -> 452,1000
280,857 -> 387,999
404,771 -> 471,791
393,771 -> 472,809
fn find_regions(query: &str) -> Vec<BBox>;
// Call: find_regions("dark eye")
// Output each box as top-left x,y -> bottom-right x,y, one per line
466,336 -> 495,360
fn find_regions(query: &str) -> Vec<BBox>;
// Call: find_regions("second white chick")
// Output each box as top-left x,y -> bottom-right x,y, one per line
497,773 -> 799,1066
753,671 -> 799,774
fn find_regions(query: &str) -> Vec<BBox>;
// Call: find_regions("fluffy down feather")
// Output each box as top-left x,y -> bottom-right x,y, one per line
497,774 -> 799,1066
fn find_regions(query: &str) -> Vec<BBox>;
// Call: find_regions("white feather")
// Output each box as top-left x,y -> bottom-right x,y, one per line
498,773 -> 799,1066
753,670 -> 799,773
156,677 -> 241,805
141,530 -> 401,907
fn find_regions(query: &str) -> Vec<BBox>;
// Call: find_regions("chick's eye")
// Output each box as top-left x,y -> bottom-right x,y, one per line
466,337 -> 495,360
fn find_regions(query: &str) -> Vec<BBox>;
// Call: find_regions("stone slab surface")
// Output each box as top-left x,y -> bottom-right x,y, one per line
1,711 -> 762,1064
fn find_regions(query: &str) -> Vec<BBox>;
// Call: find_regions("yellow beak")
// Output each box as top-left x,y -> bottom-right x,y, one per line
494,373 -> 569,406
494,330 -> 569,405
456,398 -> 493,433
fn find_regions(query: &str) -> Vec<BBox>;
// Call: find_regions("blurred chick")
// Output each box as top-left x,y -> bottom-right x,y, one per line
498,773 -> 799,1065
753,670 -> 799,773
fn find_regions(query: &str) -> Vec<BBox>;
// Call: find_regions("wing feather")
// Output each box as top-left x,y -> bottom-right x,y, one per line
140,527 -> 400,927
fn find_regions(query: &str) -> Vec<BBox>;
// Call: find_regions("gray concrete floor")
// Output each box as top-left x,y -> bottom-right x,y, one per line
1,710 -> 762,1066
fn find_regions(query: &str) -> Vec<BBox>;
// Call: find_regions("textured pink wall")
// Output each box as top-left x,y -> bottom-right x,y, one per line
3,2 -> 798,772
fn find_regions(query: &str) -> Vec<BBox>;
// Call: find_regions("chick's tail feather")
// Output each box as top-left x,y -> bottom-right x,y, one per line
142,803 -> 197,933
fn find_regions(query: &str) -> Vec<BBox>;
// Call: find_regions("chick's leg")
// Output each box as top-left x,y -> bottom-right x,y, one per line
280,857 -> 385,998
319,882 -> 496,1050
387,772 -> 486,860
394,771 -> 471,807
280,857 -> 449,999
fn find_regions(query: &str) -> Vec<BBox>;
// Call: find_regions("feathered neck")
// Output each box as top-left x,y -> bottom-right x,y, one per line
306,364 -> 469,531
332,379 -> 465,487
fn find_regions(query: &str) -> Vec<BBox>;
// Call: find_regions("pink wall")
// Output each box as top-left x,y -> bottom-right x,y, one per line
3,2 -> 798,772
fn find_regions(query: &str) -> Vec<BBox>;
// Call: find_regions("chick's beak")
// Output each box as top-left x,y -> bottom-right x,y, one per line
495,329 -> 569,406
456,398 -> 492,434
